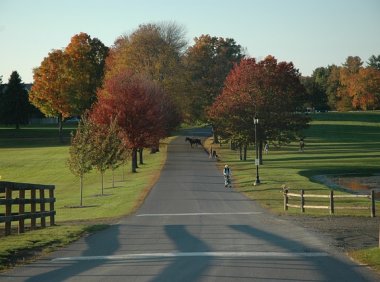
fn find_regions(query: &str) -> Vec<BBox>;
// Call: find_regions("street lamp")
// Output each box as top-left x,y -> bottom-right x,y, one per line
254,116 -> 260,185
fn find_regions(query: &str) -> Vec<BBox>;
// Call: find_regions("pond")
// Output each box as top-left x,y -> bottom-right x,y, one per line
314,174 -> 380,199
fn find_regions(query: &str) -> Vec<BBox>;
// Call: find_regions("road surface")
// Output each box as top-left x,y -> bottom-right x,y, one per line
1,129 -> 379,281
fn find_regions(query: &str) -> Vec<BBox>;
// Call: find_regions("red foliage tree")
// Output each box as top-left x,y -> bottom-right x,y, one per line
208,56 -> 309,161
91,70 -> 167,172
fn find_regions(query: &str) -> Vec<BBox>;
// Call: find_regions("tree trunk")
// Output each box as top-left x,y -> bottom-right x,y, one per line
101,172 -> 104,195
80,174 -> 83,207
58,114 -> 63,143
259,140 -> 263,165
112,169 -> 115,188
139,148 -> 144,165
239,145 -> 243,160
243,144 -> 247,161
132,148 -> 137,173
212,126 -> 219,144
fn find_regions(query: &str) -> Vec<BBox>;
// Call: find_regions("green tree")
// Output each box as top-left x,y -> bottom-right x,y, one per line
67,115 -> 94,207
367,55 -> 380,70
90,118 -> 127,195
326,65 -> 341,110
183,35 -> 244,122
0,71 -> 29,129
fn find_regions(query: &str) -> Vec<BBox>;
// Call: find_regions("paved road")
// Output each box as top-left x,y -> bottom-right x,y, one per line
2,130 -> 379,281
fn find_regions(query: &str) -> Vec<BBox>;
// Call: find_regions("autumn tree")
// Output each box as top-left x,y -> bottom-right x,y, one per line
0,71 -> 29,129
106,22 -> 185,127
208,56 -> 310,162
91,70 -> 168,173
30,33 -> 108,141
183,35 -> 244,122
67,115 -> 94,207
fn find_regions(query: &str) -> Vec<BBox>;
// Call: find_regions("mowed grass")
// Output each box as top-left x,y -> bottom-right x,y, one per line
206,111 -> 380,270
208,111 -> 380,216
0,123 -> 170,269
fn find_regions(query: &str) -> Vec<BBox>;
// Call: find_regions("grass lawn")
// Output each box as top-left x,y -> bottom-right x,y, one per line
349,248 -> 380,272
1,112 -> 380,271
207,111 -> 380,216
205,111 -> 380,270
0,123 -> 170,270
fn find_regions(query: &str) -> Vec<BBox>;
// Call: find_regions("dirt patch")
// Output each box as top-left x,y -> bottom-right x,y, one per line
283,215 -> 380,251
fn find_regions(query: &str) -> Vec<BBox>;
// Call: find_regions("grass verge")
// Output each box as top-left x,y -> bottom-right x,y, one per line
0,124 -> 172,270
349,248 -> 380,272
205,111 -> 380,216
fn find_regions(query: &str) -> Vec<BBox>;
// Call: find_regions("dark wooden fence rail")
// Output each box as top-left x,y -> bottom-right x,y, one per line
283,189 -> 377,217
0,181 -> 56,236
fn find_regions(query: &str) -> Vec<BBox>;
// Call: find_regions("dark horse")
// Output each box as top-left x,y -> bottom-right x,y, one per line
185,137 -> 202,148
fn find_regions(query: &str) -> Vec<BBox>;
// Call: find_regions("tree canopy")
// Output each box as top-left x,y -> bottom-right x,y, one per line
208,56 -> 310,156
29,33 -> 108,139
0,71 -> 29,129
105,22 -> 186,125
90,70 -> 169,172
183,34 -> 245,122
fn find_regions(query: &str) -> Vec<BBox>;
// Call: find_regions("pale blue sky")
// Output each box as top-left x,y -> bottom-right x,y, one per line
0,0 -> 379,83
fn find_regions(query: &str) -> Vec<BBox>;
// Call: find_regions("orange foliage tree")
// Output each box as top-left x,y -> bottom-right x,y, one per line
29,33 -> 108,141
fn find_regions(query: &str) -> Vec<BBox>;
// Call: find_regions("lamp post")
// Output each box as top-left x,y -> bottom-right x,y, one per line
254,116 -> 260,185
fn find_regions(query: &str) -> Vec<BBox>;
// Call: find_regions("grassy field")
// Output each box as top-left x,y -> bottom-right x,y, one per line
0,123 -> 170,269
207,111 -> 380,216
205,111 -> 380,271
1,112 -> 379,271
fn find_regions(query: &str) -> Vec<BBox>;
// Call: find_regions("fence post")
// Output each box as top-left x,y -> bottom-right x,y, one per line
40,188 -> 46,228
330,190 -> 334,215
5,186 -> 12,236
371,190 -> 376,218
30,188 -> 36,229
283,189 -> 288,211
49,187 -> 55,226
301,189 -> 305,213
18,189 -> 25,234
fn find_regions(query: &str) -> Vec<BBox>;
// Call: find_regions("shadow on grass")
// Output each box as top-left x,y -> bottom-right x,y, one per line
63,205 -> 100,209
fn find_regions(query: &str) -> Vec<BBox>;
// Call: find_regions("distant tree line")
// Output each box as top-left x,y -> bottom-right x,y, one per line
302,55 -> 380,112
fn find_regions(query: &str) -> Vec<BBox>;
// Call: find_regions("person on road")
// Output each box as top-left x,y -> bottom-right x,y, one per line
223,164 -> 232,188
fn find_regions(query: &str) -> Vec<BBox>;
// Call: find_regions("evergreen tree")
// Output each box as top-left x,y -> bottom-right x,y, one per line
0,71 -> 29,129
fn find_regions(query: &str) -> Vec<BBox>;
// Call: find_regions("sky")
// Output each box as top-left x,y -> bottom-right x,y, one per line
0,0 -> 379,83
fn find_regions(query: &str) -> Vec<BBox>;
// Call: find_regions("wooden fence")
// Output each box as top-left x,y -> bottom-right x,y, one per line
283,189 -> 377,217
0,181 -> 56,236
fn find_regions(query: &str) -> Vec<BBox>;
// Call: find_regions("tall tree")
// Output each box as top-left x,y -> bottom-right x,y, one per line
367,55 -> 380,70
183,35 -> 244,122
0,71 -> 29,129
29,33 -> 108,141
91,70 -> 167,173
208,56 -> 310,161
106,22 -> 186,125
337,56 -> 364,111
67,115 -> 94,207
325,65 -> 342,110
